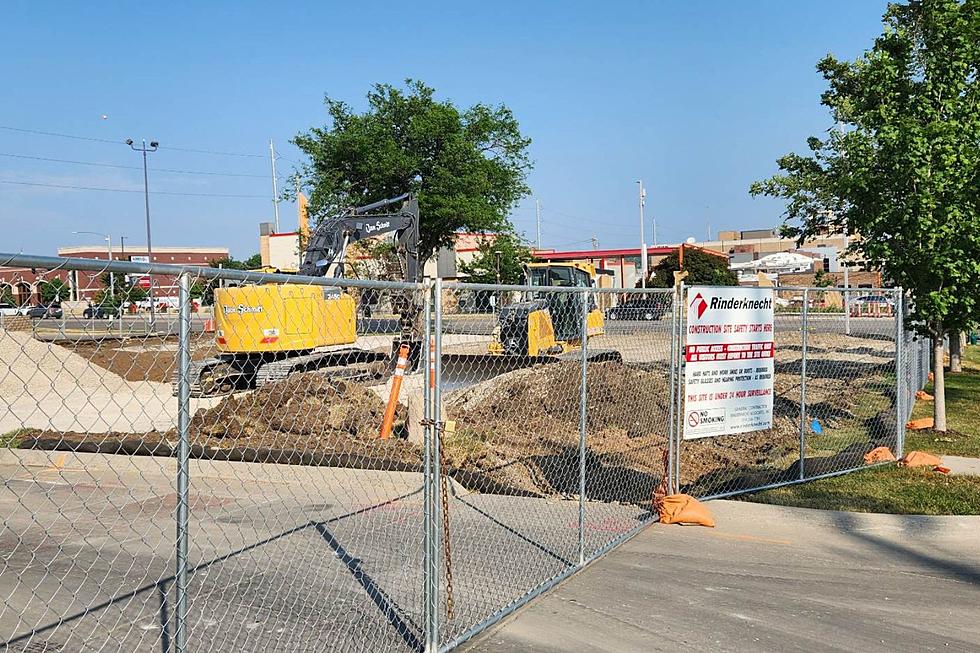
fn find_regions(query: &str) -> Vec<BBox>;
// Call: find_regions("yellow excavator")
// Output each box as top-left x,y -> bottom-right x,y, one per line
488,261 -> 620,361
181,194 -> 421,396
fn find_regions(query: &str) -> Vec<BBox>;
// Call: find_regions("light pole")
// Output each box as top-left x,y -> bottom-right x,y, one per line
127,138 -> 158,329
73,231 -> 114,299
636,180 -> 647,288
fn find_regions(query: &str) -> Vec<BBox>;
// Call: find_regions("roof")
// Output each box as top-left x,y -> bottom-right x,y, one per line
534,244 -> 726,260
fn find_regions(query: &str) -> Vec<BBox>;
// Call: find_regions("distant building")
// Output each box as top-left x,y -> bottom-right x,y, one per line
689,228 -> 854,273
532,245 -> 727,289
0,245 -> 228,304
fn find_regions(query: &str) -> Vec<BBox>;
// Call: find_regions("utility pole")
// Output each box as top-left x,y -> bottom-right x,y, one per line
637,180 -> 647,288
119,236 -> 127,257
591,234 -> 599,250
127,138 -> 158,330
270,140 -> 281,233
535,199 -> 542,250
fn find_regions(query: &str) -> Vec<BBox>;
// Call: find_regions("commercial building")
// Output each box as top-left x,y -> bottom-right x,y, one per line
532,245 -> 726,288
681,228 -> 851,273
0,245 -> 228,304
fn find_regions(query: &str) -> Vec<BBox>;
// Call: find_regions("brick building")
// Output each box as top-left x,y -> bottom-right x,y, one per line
0,245 -> 228,304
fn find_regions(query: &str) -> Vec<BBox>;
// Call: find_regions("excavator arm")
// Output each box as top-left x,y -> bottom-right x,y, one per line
299,193 -> 421,282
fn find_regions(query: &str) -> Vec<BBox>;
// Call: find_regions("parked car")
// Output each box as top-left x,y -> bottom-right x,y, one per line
23,303 -> 63,319
852,294 -> 894,305
83,305 -> 119,319
0,302 -> 23,317
605,298 -> 671,321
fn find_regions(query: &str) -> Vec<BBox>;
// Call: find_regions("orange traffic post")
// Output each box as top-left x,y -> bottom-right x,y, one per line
380,343 -> 411,439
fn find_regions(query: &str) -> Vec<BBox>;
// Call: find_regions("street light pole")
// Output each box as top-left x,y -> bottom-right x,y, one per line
127,138 -> 159,330
637,180 -> 647,288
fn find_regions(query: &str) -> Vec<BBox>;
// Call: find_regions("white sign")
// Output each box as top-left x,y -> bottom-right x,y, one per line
684,286 -> 775,439
129,255 -> 149,263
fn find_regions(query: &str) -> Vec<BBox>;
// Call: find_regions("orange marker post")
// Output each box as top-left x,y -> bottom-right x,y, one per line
380,343 -> 411,439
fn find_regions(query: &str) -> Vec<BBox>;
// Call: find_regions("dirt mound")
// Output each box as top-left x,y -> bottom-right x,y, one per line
188,373 -> 420,465
445,361 -> 671,500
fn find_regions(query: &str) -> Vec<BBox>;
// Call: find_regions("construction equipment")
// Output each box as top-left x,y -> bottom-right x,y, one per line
489,262 -> 618,360
180,194 -> 421,396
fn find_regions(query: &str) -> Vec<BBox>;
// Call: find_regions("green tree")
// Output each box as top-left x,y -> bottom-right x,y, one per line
38,279 -> 70,304
0,285 -> 13,305
644,247 -> 738,288
458,231 -> 533,284
210,254 -> 262,270
293,80 -> 533,260
750,0 -> 980,431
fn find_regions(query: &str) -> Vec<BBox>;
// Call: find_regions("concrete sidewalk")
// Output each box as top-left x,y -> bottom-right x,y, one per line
462,500 -> 980,653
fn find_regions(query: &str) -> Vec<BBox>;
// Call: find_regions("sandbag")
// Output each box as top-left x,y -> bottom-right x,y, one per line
915,390 -> 934,401
659,494 -> 715,527
864,446 -> 896,464
906,417 -> 934,430
899,451 -> 942,467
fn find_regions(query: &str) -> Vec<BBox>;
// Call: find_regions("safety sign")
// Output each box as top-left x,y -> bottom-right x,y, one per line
683,286 -> 775,439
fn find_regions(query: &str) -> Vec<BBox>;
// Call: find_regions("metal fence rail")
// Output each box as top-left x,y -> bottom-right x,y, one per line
0,252 -> 932,652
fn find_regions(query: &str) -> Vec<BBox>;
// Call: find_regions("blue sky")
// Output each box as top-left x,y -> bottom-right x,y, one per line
0,0 -> 890,258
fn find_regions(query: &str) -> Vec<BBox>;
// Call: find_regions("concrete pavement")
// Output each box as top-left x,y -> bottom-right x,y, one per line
462,500 -> 980,653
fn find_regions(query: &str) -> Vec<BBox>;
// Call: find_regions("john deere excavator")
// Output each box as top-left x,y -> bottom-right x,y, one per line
180,194 -> 421,396
488,261 -> 620,361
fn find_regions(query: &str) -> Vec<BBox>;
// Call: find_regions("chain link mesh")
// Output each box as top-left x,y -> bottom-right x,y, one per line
0,255 -> 935,652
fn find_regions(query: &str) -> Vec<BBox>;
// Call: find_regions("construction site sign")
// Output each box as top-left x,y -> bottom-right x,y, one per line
684,286 -> 774,439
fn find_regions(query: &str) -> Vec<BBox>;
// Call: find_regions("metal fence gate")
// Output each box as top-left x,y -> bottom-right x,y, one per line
0,253 -> 932,652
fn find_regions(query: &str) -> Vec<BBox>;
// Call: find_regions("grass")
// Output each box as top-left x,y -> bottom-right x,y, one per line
0,428 -> 31,448
744,466 -> 980,515
906,345 -> 980,457
745,345 -> 980,515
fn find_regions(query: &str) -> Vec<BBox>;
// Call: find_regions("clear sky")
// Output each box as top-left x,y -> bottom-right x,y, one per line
0,0 -> 890,258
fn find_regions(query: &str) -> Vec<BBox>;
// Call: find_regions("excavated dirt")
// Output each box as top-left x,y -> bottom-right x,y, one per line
444,361 -> 673,501
70,335 -> 218,383
14,330 -> 897,501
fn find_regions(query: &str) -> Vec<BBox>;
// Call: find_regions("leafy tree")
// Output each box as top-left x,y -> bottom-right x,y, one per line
458,231 -> 533,284
0,285 -> 13,305
750,0 -> 980,431
95,273 -> 147,309
293,80 -> 533,260
644,247 -> 738,288
210,254 -> 262,270
38,279 -> 69,304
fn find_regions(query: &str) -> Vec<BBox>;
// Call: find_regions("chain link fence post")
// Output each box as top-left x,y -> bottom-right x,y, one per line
578,287 -> 589,567
432,277 -> 443,649
675,282 -> 685,490
422,279 -> 437,653
895,290 -> 905,459
799,288 -> 808,481
174,271 -> 191,653
667,284 -> 678,493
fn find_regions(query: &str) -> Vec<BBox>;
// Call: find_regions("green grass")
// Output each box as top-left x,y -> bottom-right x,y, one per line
0,428 -> 32,448
745,345 -> 980,515
744,465 -> 980,515
906,345 -> 980,457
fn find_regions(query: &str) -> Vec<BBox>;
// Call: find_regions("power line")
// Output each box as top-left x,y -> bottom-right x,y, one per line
0,125 -> 266,158
0,152 -> 270,178
0,179 -> 266,198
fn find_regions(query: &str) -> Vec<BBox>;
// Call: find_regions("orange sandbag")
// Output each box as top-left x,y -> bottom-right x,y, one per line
900,451 -> 942,467
915,390 -> 934,401
864,446 -> 896,464
906,417 -> 934,430
933,466 -> 951,475
659,494 -> 715,527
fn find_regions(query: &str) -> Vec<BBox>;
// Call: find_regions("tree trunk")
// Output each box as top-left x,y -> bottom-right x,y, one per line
949,330 -> 962,373
933,331 -> 947,432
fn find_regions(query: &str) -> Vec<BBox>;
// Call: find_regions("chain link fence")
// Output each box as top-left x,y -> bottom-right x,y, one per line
0,253 -> 932,652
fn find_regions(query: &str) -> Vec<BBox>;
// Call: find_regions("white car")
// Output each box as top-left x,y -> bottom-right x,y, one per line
0,302 -> 24,317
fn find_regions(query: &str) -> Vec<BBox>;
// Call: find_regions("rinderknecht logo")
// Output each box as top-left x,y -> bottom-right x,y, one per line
690,292 -> 708,319
690,292 -> 773,319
